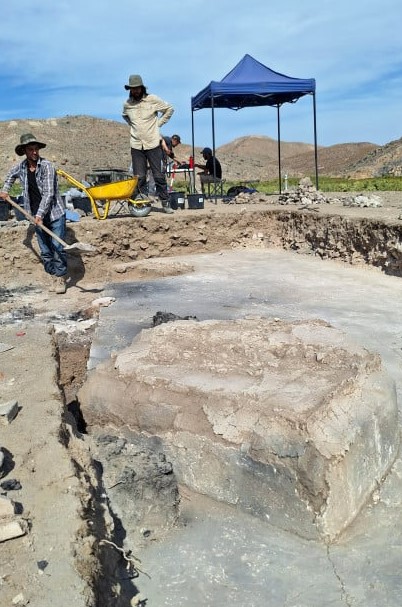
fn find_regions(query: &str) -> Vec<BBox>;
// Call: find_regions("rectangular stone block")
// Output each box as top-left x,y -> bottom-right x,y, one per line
0,495 -> 15,519
80,318 -> 400,541
0,521 -> 26,543
0,400 -> 19,424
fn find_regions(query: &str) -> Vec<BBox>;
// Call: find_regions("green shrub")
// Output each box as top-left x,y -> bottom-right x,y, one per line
226,176 -> 402,194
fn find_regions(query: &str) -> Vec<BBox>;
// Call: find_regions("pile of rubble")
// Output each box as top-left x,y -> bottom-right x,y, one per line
278,183 -> 383,208
342,194 -> 383,208
223,191 -> 273,205
224,178 -> 384,209
0,399 -> 26,543
277,177 -> 331,205
224,177 -> 333,206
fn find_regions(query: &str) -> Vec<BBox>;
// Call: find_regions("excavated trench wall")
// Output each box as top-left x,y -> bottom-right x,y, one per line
72,210 -> 402,278
1,209 -> 402,280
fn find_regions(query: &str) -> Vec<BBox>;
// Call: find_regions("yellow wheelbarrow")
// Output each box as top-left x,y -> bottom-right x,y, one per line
57,169 -> 152,220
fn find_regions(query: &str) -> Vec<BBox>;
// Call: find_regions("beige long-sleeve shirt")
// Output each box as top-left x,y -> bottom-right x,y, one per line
122,94 -> 174,150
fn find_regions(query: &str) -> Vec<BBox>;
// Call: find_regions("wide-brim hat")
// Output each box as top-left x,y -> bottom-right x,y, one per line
124,74 -> 144,90
15,133 -> 46,156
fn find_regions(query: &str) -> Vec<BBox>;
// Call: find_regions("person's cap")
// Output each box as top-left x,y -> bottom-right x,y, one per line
201,147 -> 212,155
124,74 -> 144,90
15,133 -> 46,156
172,134 -> 181,143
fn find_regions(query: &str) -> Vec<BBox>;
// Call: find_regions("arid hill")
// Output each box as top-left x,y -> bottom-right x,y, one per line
346,137 -> 402,178
285,142 -> 378,178
0,115 -> 400,183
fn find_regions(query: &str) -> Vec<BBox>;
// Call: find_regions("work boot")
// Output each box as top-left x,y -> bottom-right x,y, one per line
54,275 -> 67,294
162,202 -> 174,214
48,276 -> 56,292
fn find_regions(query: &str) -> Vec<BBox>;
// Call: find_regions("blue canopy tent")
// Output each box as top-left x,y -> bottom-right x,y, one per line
191,54 -> 318,192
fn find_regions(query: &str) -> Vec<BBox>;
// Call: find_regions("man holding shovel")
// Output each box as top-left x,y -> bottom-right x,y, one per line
0,133 -> 67,294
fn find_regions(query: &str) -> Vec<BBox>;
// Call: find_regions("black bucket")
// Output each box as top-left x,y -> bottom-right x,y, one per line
169,191 -> 186,210
0,200 -> 10,221
71,196 -> 92,215
187,194 -> 204,209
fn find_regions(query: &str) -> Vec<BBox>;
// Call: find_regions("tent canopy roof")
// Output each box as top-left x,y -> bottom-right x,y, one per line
191,54 -> 316,111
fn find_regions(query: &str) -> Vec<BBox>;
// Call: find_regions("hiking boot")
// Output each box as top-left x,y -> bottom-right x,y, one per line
54,275 -> 67,294
48,276 -> 56,292
162,203 -> 174,214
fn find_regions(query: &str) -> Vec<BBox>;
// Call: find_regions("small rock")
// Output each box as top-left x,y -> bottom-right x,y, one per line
1,479 -> 21,491
0,495 -> 15,518
153,311 -> 198,326
0,400 -> 19,424
0,520 -> 25,543
0,342 -> 14,353
37,559 -> 48,573
91,296 -> 116,309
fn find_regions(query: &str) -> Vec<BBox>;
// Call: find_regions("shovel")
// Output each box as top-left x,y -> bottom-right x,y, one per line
4,196 -> 97,253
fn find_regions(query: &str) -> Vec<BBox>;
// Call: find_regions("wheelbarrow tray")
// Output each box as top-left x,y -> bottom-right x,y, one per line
87,177 -> 138,200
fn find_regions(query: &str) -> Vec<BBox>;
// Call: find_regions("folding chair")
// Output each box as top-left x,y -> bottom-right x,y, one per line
206,179 -> 225,198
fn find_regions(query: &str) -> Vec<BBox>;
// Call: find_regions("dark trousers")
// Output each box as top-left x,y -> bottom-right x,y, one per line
131,146 -> 169,203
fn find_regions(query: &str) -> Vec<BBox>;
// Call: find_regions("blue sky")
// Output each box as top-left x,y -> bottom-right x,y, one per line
0,0 -> 401,148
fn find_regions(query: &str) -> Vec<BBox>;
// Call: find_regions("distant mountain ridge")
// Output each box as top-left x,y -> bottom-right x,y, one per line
0,115 -> 400,182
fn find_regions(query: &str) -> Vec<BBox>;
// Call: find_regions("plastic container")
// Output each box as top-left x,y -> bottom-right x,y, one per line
187,194 -> 204,209
169,191 -> 180,210
72,196 -> 92,215
9,196 -> 24,221
169,191 -> 186,210
0,201 -> 10,221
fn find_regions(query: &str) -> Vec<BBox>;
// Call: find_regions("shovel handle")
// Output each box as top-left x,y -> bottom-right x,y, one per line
4,195 -> 70,249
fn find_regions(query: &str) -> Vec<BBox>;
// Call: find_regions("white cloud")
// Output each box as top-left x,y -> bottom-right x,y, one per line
0,0 -> 401,146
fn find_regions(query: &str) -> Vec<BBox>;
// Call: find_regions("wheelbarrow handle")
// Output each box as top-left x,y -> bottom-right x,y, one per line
4,195 -> 70,248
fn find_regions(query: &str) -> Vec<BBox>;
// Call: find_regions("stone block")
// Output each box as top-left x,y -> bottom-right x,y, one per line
0,400 -> 19,424
0,495 -> 15,519
0,520 -> 26,543
79,318 -> 400,540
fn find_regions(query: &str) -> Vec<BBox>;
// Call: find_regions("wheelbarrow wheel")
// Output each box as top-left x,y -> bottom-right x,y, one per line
128,203 -> 152,218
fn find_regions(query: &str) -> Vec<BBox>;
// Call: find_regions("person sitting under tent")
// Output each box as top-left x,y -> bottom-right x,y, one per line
194,147 -> 222,194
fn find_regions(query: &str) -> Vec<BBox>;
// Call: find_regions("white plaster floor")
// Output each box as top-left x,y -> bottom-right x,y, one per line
90,249 -> 402,606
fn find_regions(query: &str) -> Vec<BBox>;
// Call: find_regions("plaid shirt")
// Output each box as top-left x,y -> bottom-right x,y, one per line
2,156 -> 65,221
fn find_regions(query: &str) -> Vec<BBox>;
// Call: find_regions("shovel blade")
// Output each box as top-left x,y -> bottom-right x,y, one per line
65,242 -> 97,254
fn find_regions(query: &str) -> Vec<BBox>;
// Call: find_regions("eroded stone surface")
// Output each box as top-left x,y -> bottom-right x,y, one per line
92,434 -> 180,547
79,318 -> 400,540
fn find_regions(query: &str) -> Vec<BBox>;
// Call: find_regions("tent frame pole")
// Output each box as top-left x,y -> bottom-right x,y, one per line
313,92 -> 319,190
277,104 -> 282,194
191,107 -> 195,194
191,107 -> 195,164
211,95 -> 218,204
